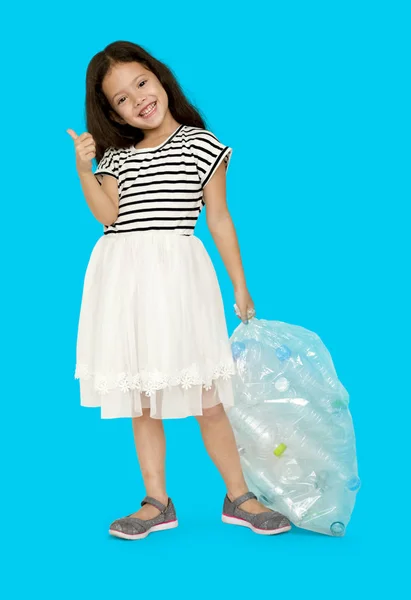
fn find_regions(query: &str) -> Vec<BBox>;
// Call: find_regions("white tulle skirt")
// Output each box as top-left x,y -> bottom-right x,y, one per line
74,230 -> 236,419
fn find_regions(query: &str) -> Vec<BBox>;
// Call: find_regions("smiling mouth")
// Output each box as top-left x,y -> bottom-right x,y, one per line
139,101 -> 157,118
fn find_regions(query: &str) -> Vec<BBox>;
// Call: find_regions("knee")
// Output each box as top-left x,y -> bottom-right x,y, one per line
195,402 -> 226,423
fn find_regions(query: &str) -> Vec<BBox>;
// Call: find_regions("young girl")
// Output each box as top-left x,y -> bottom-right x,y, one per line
68,40 -> 291,540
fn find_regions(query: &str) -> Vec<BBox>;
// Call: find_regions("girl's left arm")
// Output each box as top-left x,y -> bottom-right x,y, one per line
204,162 -> 255,324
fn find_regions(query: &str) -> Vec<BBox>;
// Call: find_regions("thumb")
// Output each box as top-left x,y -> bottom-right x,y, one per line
66,129 -> 78,140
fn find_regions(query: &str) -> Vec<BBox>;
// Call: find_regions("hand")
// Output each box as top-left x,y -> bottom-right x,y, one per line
234,286 -> 256,324
67,129 -> 96,176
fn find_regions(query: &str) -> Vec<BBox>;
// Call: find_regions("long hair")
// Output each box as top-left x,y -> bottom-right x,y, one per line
85,40 -> 207,163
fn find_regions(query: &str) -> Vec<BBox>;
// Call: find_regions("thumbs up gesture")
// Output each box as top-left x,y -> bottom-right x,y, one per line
67,129 -> 96,176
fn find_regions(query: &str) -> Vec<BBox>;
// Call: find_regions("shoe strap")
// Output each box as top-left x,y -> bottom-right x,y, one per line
141,495 -> 168,512
230,491 -> 257,509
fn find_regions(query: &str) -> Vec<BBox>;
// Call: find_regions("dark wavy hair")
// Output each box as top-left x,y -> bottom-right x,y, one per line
85,40 -> 207,163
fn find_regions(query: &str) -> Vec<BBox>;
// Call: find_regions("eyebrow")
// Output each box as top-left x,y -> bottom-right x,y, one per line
112,73 -> 146,102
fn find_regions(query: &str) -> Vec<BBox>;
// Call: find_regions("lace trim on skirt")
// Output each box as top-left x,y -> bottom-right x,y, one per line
74,361 -> 236,397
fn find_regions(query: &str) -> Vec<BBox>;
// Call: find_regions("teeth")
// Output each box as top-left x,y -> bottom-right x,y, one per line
140,102 -> 156,116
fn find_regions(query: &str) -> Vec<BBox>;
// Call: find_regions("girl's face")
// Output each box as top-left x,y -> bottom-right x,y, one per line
103,62 -> 169,130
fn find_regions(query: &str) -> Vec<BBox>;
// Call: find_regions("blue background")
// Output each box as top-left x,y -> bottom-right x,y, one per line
2,0 -> 409,597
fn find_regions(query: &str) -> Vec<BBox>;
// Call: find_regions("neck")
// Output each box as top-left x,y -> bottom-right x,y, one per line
141,113 -> 180,143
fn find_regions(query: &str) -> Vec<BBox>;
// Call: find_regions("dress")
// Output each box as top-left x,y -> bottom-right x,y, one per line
74,124 -> 236,419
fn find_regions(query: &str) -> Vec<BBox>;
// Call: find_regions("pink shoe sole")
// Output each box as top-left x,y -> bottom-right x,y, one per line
109,518 -> 179,540
222,513 -> 292,535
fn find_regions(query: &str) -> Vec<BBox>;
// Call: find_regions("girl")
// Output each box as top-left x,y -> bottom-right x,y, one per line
68,40 -> 291,540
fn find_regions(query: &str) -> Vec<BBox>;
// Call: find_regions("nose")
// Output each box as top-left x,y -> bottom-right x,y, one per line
135,94 -> 147,108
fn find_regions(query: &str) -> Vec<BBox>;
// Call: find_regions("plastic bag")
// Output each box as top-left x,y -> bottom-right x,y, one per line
228,315 -> 360,537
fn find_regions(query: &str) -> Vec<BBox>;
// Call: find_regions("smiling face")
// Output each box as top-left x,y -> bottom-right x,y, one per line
103,61 -> 170,131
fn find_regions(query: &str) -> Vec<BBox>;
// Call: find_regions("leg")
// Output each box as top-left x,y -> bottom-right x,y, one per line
128,407 -> 169,519
195,403 -> 271,514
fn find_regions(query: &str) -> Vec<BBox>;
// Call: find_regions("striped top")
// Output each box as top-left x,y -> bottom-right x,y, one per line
94,124 -> 232,235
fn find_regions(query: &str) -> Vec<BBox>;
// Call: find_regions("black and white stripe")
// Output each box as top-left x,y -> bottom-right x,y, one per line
94,124 -> 232,235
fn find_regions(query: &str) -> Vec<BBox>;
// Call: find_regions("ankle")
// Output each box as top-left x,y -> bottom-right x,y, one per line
227,488 -> 249,503
146,492 -> 169,505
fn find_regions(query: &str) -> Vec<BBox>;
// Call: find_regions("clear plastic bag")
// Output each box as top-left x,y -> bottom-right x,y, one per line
228,315 -> 360,537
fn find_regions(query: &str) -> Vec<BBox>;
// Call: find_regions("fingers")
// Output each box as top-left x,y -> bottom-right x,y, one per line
243,307 -> 256,324
81,140 -> 96,152
234,303 -> 256,325
67,130 -> 96,174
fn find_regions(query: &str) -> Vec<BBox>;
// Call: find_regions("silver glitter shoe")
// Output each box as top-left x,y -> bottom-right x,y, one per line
222,491 -> 292,535
109,495 -> 178,540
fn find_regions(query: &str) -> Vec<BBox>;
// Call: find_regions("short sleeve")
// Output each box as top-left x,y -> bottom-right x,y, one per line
94,146 -> 119,185
191,130 -> 232,189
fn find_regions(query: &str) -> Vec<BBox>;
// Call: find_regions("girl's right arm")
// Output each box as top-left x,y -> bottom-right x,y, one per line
77,170 -> 119,226
67,129 -> 119,226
